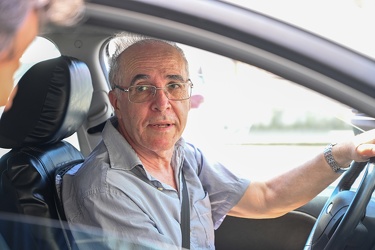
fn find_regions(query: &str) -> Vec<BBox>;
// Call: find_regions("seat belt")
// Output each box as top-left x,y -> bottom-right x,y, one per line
181,171 -> 190,249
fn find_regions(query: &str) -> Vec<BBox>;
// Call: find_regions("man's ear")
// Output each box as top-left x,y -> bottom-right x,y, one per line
109,90 -> 123,119
109,90 -> 118,110
109,90 -> 122,117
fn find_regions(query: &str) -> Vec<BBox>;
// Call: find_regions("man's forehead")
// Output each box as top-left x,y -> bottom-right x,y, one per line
124,60 -> 186,77
124,44 -> 181,63
120,43 -> 187,82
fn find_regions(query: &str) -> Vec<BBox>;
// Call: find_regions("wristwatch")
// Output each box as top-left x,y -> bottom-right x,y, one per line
323,143 -> 347,173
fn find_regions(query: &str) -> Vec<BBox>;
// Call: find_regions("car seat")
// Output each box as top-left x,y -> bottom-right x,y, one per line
0,56 -> 93,250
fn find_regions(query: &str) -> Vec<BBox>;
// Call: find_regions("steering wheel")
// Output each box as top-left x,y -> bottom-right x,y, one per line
305,158 -> 375,250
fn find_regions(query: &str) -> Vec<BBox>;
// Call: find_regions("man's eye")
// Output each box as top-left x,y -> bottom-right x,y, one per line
135,85 -> 150,92
167,83 -> 183,90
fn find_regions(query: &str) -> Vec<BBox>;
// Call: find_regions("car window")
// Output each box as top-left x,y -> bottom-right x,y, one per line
0,37 -> 80,156
104,38 -> 357,190
181,45 -> 354,178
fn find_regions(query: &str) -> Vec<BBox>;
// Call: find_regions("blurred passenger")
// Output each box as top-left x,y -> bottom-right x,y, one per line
0,0 -> 84,108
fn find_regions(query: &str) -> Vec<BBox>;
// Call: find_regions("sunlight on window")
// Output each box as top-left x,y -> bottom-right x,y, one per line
177,44 -> 355,181
225,0 -> 375,59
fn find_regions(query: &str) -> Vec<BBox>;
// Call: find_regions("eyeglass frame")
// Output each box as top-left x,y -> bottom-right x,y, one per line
113,79 -> 194,103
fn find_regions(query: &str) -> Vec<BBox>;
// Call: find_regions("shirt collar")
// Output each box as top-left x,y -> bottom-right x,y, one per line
102,117 -> 142,171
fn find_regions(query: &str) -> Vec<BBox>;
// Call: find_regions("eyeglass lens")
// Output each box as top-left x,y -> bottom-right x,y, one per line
129,83 -> 192,103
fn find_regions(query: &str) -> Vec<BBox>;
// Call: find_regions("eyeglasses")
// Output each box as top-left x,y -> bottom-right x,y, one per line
114,80 -> 193,103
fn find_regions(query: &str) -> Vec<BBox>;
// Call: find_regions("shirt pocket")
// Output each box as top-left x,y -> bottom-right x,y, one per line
191,191 -> 215,249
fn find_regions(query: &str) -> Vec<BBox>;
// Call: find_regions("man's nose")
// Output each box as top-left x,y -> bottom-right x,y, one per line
151,88 -> 171,111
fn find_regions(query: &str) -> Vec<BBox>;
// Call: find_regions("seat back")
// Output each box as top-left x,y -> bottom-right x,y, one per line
0,56 -> 93,249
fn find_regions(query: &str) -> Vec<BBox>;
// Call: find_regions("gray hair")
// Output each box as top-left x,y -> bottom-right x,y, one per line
108,33 -> 189,89
0,0 -> 84,53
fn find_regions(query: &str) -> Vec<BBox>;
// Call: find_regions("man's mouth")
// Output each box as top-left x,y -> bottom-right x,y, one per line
151,123 -> 172,128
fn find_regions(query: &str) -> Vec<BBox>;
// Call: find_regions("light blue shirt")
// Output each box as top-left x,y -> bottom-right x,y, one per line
62,118 -> 250,249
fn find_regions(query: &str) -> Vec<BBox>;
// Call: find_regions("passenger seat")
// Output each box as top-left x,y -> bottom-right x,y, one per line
0,56 -> 93,250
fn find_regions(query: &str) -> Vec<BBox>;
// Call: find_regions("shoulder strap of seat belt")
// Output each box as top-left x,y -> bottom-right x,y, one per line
181,171 -> 190,249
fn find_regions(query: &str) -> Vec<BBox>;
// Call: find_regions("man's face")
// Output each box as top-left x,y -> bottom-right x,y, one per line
0,9 -> 39,107
109,42 -> 191,156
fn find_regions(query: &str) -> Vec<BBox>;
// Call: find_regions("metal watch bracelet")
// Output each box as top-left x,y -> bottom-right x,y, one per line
323,143 -> 347,173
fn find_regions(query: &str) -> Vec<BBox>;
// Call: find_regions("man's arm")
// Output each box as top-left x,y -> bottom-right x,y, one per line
228,129 -> 375,219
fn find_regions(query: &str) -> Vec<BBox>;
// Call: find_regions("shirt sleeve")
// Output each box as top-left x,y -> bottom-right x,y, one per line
184,143 -> 251,229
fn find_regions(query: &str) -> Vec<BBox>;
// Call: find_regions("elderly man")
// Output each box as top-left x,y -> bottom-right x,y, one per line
62,35 -> 375,249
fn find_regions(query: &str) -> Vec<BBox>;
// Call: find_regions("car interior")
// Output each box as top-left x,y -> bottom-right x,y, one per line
1,45 -> 370,250
0,1 -> 375,250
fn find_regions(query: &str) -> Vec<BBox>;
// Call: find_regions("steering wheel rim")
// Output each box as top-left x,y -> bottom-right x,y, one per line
305,158 -> 375,250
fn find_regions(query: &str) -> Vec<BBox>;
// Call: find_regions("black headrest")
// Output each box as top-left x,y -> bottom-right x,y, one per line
0,56 -> 93,148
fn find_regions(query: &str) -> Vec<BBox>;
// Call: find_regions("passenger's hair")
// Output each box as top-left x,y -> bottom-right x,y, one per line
0,0 -> 84,53
108,32 -> 189,89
